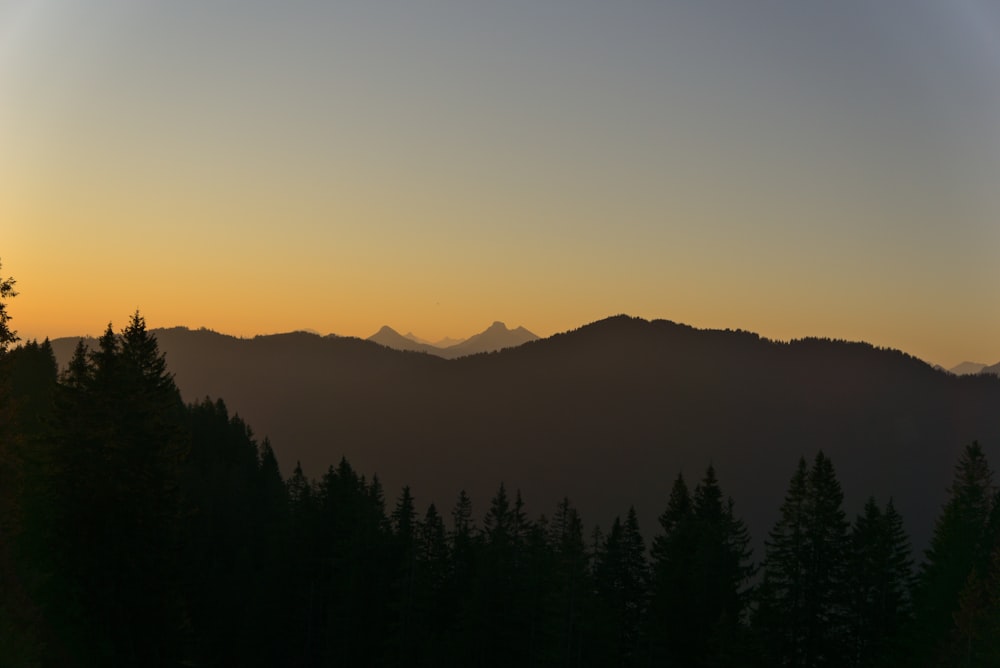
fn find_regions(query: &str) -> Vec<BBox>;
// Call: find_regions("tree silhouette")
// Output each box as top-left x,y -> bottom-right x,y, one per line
0,260 -> 18,354
910,442 -> 996,664
845,497 -> 913,667
757,452 -> 850,667
594,507 -> 648,666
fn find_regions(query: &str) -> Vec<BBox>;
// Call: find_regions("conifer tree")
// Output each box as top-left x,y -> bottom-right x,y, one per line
42,313 -> 187,664
481,483 -> 533,665
447,489 -> 482,664
910,442 -> 996,664
391,485 -> 419,661
845,498 -> 913,667
648,473 -> 696,662
594,508 -> 648,666
757,452 -> 850,667
548,498 -> 589,666
649,467 -> 753,666
0,260 -> 18,354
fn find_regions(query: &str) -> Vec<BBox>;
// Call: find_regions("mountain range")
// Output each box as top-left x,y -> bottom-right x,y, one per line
949,361 -> 988,375
49,315 -> 1000,553
367,321 -> 538,358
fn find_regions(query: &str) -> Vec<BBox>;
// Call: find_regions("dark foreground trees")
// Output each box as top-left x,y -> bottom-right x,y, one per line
909,442 -> 1000,666
756,452 -> 851,666
2,308 -> 997,666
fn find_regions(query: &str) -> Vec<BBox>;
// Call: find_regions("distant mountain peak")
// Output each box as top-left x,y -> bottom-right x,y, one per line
949,361 -> 988,376
364,320 -> 537,358
403,331 -> 429,344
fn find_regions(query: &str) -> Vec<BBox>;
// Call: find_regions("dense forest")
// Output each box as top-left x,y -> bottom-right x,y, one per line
47,311 -> 1000,560
2,301 -> 1000,664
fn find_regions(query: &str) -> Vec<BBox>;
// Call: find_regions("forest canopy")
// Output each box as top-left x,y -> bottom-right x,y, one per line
2,286 -> 999,665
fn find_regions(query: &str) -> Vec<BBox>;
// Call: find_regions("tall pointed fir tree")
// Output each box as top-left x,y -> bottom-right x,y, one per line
547,497 -> 590,667
845,497 -> 913,667
480,482 -> 532,665
390,485 -> 419,663
648,467 -> 753,666
648,473 -> 696,662
0,260 -> 18,354
756,452 -> 850,667
43,312 -> 188,665
910,442 -> 996,665
448,489 -> 483,664
594,507 -> 648,666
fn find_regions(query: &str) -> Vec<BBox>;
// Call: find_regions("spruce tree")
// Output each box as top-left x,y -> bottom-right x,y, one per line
846,498 -> 913,667
548,498 -> 589,667
594,507 -> 648,666
649,467 -> 753,666
42,313 -> 188,665
391,486 -> 418,662
692,465 -> 754,665
910,442 -> 996,664
0,260 -> 18,354
757,452 -> 849,667
648,473 -> 696,662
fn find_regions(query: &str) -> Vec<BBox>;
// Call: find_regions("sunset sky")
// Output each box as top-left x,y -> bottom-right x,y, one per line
2,1 -> 999,367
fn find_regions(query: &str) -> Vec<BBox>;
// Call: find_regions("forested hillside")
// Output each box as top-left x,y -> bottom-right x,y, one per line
50,315 -> 1000,552
5,314 -> 1000,666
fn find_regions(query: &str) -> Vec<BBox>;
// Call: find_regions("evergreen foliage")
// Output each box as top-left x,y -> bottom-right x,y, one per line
910,442 -> 997,665
0,260 -> 18,354
845,497 -> 913,667
757,452 -> 850,667
1,304 -> 997,666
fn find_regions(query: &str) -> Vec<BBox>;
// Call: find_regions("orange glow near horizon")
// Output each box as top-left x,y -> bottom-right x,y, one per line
3,2 -> 999,369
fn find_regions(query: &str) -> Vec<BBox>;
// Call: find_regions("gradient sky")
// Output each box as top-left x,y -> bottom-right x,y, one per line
2,1 -> 999,367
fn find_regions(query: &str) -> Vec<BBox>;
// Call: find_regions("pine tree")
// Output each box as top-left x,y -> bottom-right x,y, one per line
0,335 -> 57,665
648,473 -> 696,662
42,313 -> 188,664
0,260 -> 18,354
692,465 -> 755,666
649,467 -> 754,666
447,489 -> 482,664
952,544 -> 1000,666
411,503 -> 450,666
391,486 -> 419,662
548,497 -> 589,667
845,497 -> 913,667
481,483 -> 532,665
911,442 -> 996,664
757,452 -> 850,667
594,508 -> 648,666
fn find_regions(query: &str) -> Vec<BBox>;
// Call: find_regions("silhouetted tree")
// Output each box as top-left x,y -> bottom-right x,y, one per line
37,313 -> 188,665
391,485 -> 419,663
0,336 -> 57,664
594,507 -> 648,666
0,260 -> 17,354
480,483 -> 532,665
845,497 -> 913,667
648,473 -> 696,662
910,442 -> 996,665
648,466 -> 754,666
757,452 -> 850,667
547,497 -> 590,667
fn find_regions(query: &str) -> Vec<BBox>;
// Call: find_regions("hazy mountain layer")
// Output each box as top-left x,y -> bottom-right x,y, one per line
368,321 -> 538,358
948,361 -> 988,375
50,316 -> 1000,552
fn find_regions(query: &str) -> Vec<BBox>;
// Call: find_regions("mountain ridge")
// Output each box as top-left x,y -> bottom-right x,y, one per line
47,314 -> 1000,554
367,321 -> 538,358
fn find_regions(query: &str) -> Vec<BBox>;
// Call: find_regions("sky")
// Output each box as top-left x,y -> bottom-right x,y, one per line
2,1 -> 999,367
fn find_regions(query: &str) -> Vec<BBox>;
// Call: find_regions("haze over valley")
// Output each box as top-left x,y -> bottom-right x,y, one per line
4,0 -> 1000,663
48,314 -> 1000,555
